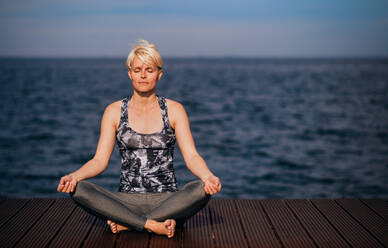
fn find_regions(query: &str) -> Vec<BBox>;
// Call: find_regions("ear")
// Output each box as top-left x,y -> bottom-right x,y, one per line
128,69 -> 132,80
157,70 -> 163,81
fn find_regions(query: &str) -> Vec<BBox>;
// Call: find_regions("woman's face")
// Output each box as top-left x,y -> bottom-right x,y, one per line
128,56 -> 162,94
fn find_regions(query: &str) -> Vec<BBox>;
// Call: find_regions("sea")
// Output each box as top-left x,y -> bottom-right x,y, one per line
0,57 -> 387,199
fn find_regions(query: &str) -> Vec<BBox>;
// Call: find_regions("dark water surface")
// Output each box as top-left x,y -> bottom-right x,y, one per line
0,58 -> 387,198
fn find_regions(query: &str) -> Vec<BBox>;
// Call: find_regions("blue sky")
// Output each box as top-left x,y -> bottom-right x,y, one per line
1,0 -> 387,57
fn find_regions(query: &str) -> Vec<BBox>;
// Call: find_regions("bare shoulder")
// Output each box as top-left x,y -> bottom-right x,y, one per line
165,98 -> 188,129
165,98 -> 186,113
104,100 -> 122,116
103,99 -> 122,129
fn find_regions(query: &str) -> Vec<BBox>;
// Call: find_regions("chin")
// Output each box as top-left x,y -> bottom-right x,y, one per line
134,88 -> 156,94
134,84 -> 156,91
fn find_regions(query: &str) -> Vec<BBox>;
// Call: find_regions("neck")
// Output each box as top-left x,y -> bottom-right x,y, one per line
130,90 -> 158,110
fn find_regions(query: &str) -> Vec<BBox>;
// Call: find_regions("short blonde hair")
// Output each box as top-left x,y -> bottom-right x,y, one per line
126,39 -> 163,70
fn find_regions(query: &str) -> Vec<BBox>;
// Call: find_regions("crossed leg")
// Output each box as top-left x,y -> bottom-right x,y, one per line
107,219 -> 176,237
70,180 -> 210,238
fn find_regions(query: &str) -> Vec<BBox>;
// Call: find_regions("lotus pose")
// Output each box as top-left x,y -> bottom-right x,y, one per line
57,39 -> 221,238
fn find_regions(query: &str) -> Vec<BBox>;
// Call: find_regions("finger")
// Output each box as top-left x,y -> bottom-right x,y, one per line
60,177 -> 68,186
59,184 -> 67,193
57,179 -> 65,191
206,186 -> 214,195
210,185 -> 218,194
211,182 -> 220,189
67,184 -> 73,193
204,186 -> 209,194
71,183 -> 76,193
63,182 -> 71,193
59,183 -> 67,192
67,183 -> 74,193
57,182 -> 64,191
71,181 -> 77,192
207,185 -> 214,194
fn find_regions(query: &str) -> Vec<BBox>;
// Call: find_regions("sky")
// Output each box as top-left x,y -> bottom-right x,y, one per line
0,0 -> 387,57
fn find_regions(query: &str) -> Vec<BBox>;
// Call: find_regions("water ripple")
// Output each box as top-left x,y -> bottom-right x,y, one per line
0,58 -> 387,198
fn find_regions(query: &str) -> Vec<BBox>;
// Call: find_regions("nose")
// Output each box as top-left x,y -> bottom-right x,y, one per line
140,69 -> 146,78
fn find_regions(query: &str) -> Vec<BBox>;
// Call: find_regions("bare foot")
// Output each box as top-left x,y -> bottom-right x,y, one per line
107,220 -> 131,234
145,219 -> 176,238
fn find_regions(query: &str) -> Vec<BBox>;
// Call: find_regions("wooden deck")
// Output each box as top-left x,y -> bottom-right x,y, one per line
0,198 -> 387,248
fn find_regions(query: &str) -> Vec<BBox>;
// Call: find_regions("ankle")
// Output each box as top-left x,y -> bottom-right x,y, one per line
144,219 -> 156,231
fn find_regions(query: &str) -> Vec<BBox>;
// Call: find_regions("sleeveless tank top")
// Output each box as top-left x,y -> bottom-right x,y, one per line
115,96 -> 178,193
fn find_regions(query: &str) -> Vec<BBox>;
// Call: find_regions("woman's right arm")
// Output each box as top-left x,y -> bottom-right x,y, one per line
57,102 -> 120,193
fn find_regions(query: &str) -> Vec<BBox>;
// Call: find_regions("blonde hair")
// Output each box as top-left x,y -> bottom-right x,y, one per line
126,39 -> 163,70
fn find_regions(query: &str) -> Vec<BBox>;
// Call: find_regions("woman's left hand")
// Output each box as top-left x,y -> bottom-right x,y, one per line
202,175 -> 222,195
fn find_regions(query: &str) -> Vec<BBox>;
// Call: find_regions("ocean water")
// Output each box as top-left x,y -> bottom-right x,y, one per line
0,57 -> 387,199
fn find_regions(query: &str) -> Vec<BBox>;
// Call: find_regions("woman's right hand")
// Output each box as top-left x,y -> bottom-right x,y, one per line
57,174 -> 78,193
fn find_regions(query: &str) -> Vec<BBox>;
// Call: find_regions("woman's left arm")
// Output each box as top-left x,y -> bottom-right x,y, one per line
169,100 -> 221,195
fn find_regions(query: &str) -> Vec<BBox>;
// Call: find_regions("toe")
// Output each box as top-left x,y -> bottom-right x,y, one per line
168,231 -> 174,238
164,219 -> 171,226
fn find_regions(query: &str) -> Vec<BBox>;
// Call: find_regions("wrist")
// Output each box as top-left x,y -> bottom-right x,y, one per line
201,174 -> 213,181
70,173 -> 83,182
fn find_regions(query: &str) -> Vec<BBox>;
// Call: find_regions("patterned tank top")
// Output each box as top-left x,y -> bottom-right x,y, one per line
115,96 -> 178,193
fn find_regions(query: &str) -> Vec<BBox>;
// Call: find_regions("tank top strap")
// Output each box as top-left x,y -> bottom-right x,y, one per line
158,96 -> 170,129
120,97 -> 129,125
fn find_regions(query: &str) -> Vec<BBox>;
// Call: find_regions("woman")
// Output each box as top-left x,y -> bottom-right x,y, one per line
57,39 -> 221,238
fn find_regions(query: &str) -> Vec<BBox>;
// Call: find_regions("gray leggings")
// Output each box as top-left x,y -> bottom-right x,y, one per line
70,179 -> 211,231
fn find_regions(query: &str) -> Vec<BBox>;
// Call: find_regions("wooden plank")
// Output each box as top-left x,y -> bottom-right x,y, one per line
0,198 -> 30,229
148,226 -> 182,248
0,198 -> 54,248
235,199 -> 281,248
312,199 -> 383,248
15,198 -> 76,248
336,199 -> 388,247
209,198 -> 249,248
116,229 -> 150,248
83,217 -> 117,248
183,205 -> 214,248
48,206 -> 96,248
360,199 -> 388,222
261,199 -> 316,248
285,199 -> 349,248
1,198 -> 387,248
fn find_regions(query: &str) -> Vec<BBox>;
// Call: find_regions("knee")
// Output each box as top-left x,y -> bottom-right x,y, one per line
183,180 -> 210,201
70,180 -> 93,201
182,179 -> 202,191
181,180 -> 211,216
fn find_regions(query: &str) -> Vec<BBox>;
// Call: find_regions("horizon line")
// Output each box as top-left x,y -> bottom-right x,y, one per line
1,55 -> 388,60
